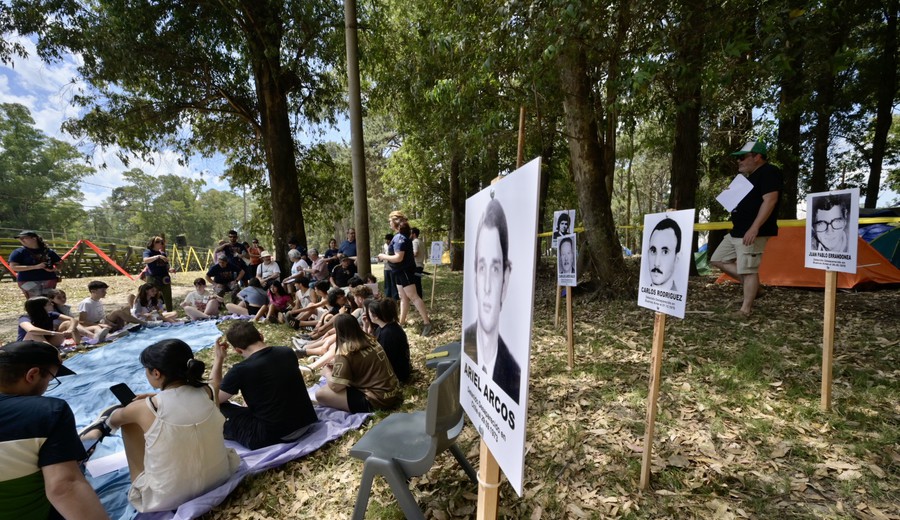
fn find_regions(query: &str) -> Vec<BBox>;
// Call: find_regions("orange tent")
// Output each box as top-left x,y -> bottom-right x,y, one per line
716,227 -> 900,289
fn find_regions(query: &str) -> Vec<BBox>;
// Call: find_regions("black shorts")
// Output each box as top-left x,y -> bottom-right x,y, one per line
392,269 -> 416,288
220,402 -> 271,449
247,305 -> 261,315
346,386 -> 373,413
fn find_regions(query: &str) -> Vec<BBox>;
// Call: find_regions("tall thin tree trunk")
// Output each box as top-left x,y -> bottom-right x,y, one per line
449,150 -> 464,271
775,4 -> 804,219
865,0 -> 898,208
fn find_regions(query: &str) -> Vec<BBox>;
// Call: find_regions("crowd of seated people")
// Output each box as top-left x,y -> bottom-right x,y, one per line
1,229 -> 425,518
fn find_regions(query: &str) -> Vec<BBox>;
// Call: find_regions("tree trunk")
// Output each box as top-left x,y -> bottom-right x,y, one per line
557,43 -> 627,295
244,1 -> 306,269
775,5 -> 804,219
865,0 -> 898,208
809,14 -> 848,194
449,150 -> 464,271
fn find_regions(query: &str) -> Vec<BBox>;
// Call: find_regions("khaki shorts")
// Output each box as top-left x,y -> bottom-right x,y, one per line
710,235 -> 769,275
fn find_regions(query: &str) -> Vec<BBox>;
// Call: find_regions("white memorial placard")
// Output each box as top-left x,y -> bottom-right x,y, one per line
551,209 -> 575,249
805,188 -> 859,273
557,233 -> 577,287
637,209 -> 694,319
461,157 -> 541,496
429,241 -> 444,265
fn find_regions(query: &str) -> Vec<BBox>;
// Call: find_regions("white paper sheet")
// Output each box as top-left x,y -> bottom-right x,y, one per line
716,175 -> 754,212
86,450 -> 128,478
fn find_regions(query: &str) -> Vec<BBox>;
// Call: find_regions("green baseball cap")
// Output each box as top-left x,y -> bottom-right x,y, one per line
731,140 -> 767,156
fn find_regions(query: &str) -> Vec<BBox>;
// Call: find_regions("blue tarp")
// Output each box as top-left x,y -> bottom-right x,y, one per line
46,321 -> 369,520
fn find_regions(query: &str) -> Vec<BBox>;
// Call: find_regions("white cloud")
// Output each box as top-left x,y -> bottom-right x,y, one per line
0,35 -> 234,210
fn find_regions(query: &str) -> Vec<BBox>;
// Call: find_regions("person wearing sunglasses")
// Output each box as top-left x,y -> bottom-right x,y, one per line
0,341 -> 107,519
710,140 -> 783,317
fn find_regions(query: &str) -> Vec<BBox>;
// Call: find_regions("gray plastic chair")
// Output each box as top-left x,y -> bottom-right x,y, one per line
349,358 -> 477,520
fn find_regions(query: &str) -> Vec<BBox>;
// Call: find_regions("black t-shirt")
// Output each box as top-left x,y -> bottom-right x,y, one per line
330,264 -> 356,287
219,346 -> 317,438
375,322 -> 411,383
207,263 -> 243,284
731,162 -> 783,238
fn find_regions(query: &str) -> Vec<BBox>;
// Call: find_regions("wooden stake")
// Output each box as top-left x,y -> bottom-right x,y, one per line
430,263 -> 438,308
516,106 -> 526,168
476,441 -> 500,519
566,288 -> 574,369
640,312 -> 667,490
821,270 -> 837,411
554,284 -> 562,327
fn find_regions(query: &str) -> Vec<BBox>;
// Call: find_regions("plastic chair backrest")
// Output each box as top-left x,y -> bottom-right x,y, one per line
425,358 -> 462,440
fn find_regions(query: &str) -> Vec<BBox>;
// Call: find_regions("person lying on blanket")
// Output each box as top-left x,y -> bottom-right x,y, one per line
80,339 -> 239,513
212,321 -> 319,449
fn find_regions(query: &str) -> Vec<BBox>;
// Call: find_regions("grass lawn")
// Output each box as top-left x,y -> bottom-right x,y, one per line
1,262 -> 897,519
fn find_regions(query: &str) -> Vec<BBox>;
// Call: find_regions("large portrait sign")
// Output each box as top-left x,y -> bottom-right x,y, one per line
429,241 -> 444,265
551,209 -> 575,249
557,233 -> 577,287
805,188 -> 859,274
637,209 -> 694,319
461,157 -> 541,496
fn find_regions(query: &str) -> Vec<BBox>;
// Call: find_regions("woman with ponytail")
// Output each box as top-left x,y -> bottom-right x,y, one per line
80,339 -> 239,512
376,210 -> 434,336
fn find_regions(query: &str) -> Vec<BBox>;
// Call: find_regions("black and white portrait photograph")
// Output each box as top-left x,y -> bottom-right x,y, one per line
460,157 -> 540,496
551,210 -> 575,249
557,233 -> 577,287
637,209 -> 694,319
805,188 -> 859,274
429,240 -> 444,265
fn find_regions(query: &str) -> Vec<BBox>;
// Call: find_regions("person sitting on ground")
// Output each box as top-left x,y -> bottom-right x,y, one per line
224,278 -> 268,317
78,280 -> 145,333
282,249 -> 309,290
285,277 -> 319,329
206,254 -> 245,299
132,283 -> 178,323
349,285 -> 374,328
255,251 -> 281,289
287,280 -> 330,328
253,280 -> 292,324
0,341 -> 107,519
308,288 -> 350,339
324,238 -> 339,266
8,230 -> 62,299
367,298 -> 411,383
18,296 -> 82,347
330,256 -> 356,289
303,248 -> 329,283
212,322 -> 319,449
80,339 -> 239,513
315,314 -> 402,413
181,278 -> 223,321
47,288 -> 108,343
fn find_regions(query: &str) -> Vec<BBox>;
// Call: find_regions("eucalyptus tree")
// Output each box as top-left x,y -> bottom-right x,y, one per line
10,0 -> 346,259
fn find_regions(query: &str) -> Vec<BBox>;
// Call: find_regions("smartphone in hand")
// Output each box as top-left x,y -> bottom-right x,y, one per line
109,383 -> 137,405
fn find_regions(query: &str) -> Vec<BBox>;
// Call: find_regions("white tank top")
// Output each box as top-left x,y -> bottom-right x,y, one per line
128,385 -> 240,512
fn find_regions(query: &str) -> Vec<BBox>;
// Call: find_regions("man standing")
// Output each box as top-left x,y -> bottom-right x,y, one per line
8,231 -> 62,299
212,322 -> 318,449
411,227 -> 425,298
710,140 -> 783,316
647,218 -> 682,291
0,341 -> 108,519
462,199 -> 521,404
216,230 -> 249,269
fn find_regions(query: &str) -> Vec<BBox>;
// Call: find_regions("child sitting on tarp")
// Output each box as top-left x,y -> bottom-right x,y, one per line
131,283 -> 178,323
77,280 -> 146,334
